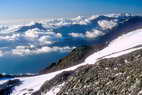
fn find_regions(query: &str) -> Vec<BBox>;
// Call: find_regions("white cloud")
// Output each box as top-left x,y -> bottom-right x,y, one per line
34,46 -> 75,55
69,32 -> 84,38
85,29 -> 105,39
38,32 -> 62,45
39,36 -> 54,45
12,45 -> 75,56
0,14 -> 130,57
24,28 -> 40,39
88,15 -> 99,21
72,16 -> 90,25
98,20 -> 117,30
0,50 -> 4,56
69,29 -> 105,39
12,46 -> 32,55
0,34 -> 20,41
56,33 -> 62,38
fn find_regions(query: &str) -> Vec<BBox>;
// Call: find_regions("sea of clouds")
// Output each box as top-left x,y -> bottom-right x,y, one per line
0,14 -> 130,57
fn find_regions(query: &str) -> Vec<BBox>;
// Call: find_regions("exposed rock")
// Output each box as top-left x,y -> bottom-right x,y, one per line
57,48 -> 142,95
0,74 -> 14,79
40,44 -> 106,74
0,79 -> 21,95
33,71 -> 75,95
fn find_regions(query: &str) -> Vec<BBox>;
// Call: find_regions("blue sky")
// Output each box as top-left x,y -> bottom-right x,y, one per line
0,0 -> 142,24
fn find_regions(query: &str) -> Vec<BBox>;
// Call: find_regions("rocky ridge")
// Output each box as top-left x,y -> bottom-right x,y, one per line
35,47 -> 142,95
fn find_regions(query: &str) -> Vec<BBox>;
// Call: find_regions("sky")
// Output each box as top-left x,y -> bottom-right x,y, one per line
0,0 -> 142,24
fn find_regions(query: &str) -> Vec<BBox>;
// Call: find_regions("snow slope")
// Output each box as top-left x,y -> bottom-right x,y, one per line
85,28 -> 142,64
6,27 -> 142,95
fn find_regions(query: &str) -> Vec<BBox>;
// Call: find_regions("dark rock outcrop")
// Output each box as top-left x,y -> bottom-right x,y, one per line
0,74 -> 14,79
0,79 -> 21,95
40,44 -> 106,74
0,74 -> 36,80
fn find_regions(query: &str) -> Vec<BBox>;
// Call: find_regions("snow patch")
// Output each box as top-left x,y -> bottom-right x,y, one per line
45,83 -> 65,95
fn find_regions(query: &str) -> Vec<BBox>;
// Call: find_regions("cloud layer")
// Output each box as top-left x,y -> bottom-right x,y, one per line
0,14 -> 131,56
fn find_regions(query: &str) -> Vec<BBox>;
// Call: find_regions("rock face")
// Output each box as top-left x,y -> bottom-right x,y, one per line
40,44 -> 106,74
36,48 -> 142,95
